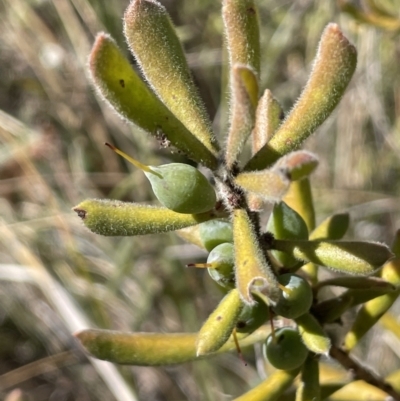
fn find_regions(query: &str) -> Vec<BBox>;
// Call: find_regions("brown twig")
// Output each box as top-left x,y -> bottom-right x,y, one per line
330,345 -> 400,401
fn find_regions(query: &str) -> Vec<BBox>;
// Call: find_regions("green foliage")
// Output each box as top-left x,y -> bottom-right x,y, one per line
70,0 -> 400,397
2,0 -> 400,399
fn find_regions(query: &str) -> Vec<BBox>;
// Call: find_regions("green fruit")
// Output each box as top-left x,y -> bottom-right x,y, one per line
266,201 -> 308,267
272,274 -> 313,319
199,220 -> 234,251
264,327 -> 308,370
236,296 -> 270,333
105,144 -> 216,214
207,243 -> 235,289
145,163 -> 216,214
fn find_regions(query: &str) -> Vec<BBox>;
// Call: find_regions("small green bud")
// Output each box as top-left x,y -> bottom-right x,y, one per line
199,220 -> 233,251
295,313 -> 331,355
272,274 -> 313,319
73,199 -> 215,236
196,289 -> 244,356
207,243 -> 235,289
264,327 -> 309,370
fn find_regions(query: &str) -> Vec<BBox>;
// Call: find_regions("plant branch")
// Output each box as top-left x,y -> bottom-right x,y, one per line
330,345 -> 400,401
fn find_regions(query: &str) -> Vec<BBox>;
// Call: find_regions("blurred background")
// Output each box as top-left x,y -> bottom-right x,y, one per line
0,0 -> 399,400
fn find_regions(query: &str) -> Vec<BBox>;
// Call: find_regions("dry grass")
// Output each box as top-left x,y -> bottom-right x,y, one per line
0,0 -> 399,400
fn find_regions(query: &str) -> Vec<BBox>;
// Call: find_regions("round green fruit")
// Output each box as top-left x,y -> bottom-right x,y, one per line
272,274 -> 312,319
207,243 -> 235,289
145,163 -> 216,214
264,327 -> 308,370
235,296 -> 269,333
199,220 -> 233,251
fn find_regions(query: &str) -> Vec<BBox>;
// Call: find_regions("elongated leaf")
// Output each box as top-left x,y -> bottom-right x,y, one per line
124,0 -> 218,159
89,33 -> 217,169
296,354 -> 321,401
196,289 -> 243,356
273,239 -> 393,275
245,23 -> 357,170
249,89 -> 283,211
344,258 -> 400,350
266,201 -> 308,267
313,287 -> 397,324
234,169 -> 289,202
233,208 -> 280,305
310,213 -> 350,240
273,151 -> 319,181
73,199 -> 215,236
223,0 -> 260,76
296,313 -> 331,355
233,368 -> 300,401
75,326 -> 269,365
252,89 -> 283,154
225,64 -> 258,169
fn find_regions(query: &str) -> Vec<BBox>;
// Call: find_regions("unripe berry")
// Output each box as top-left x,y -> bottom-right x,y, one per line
272,274 -> 313,319
199,220 -> 233,251
264,327 -> 308,370
235,297 -> 269,333
106,143 -> 216,214
145,163 -> 216,214
207,243 -> 235,289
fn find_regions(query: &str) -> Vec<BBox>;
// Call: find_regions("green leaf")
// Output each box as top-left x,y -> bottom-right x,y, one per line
75,326 -> 270,365
222,0 -> 261,76
295,313 -> 331,355
252,89 -> 283,154
245,23 -> 357,171
310,213 -> 350,240
89,33 -> 217,169
296,354 -> 321,401
273,239 -> 393,275
234,169 -> 289,203
266,202 -> 309,267
283,178 -> 316,233
124,0 -> 219,160
233,368 -> 300,401
225,64 -> 258,169
344,258 -> 400,350
273,151 -> 319,181
312,287 -> 397,324
73,199 -> 215,236
233,208 -> 280,305
196,289 -> 243,356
